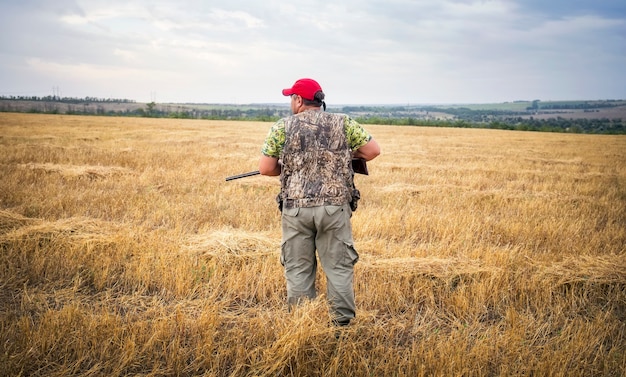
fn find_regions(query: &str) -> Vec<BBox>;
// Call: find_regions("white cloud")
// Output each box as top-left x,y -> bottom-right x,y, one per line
1,0 -> 624,103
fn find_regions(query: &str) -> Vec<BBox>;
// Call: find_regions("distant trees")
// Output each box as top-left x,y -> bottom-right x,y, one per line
354,113 -> 624,134
0,95 -> 136,104
1,96 -> 623,134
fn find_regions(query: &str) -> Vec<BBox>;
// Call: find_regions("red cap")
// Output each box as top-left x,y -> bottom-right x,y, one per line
282,78 -> 323,101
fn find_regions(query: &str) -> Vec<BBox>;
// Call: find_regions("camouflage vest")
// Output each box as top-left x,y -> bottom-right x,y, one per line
278,110 -> 356,209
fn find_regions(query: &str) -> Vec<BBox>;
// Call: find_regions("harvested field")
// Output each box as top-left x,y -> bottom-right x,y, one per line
0,113 -> 624,376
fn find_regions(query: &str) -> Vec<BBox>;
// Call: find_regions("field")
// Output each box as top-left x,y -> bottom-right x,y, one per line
1,113 -> 625,376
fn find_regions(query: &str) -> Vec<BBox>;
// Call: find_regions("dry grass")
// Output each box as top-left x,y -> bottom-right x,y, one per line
1,113 -> 625,376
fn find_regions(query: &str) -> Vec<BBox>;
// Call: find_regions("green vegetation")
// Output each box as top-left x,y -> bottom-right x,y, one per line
1,96 -> 624,134
354,114 -> 625,134
0,94 -> 136,104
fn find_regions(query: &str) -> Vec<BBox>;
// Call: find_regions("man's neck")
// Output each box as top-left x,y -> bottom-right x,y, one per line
296,106 -> 321,114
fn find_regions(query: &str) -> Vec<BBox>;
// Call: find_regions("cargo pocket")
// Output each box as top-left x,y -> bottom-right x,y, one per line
344,243 -> 359,266
280,241 -> 287,266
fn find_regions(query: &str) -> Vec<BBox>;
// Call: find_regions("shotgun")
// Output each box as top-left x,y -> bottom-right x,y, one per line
225,158 -> 368,181
225,170 -> 260,181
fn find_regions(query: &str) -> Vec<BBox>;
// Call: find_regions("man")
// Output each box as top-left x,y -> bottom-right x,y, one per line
259,78 -> 380,326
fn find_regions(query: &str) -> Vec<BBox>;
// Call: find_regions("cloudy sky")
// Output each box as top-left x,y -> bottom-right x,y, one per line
1,0 -> 625,105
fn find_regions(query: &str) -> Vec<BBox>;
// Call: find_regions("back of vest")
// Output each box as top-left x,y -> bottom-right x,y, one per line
279,111 -> 354,209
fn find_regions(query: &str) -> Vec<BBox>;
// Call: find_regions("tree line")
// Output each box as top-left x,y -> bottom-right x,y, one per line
0,95 -> 136,104
354,116 -> 624,134
1,97 -> 624,134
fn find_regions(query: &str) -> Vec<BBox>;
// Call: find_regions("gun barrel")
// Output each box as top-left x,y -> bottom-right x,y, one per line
225,158 -> 368,182
225,170 -> 261,181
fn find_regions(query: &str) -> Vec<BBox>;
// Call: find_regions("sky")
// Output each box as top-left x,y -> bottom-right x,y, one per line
1,0 -> 625,105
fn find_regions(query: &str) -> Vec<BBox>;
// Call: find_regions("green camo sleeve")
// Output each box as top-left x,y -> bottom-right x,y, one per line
261,119 -> 286,158
345,116 -> 372,150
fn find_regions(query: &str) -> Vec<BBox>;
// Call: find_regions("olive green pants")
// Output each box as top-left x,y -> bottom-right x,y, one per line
280,204 -> 359,325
